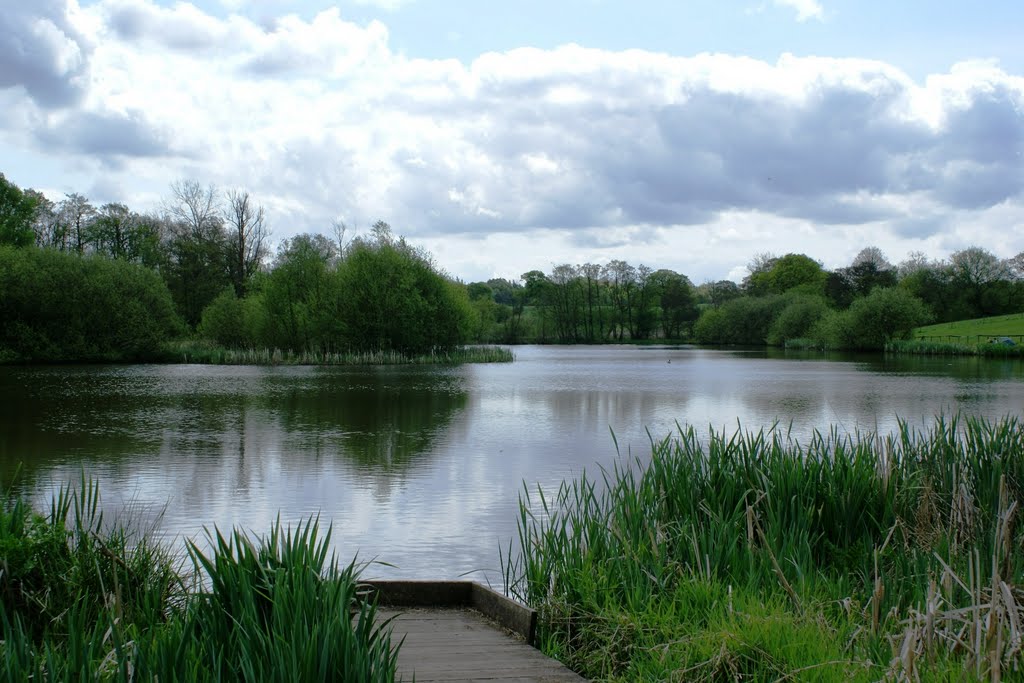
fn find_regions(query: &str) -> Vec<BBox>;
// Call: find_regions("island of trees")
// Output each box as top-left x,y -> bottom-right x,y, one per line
2,170 -> 1022,362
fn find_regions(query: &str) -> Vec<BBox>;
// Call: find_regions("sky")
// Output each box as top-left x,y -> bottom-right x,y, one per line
1,1 -> 1022,284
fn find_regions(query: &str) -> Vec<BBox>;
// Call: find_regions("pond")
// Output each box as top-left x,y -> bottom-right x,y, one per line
2,345 -> 1022,582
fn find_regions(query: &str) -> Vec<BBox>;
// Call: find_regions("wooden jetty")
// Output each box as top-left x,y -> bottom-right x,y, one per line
362,580 -> 587,682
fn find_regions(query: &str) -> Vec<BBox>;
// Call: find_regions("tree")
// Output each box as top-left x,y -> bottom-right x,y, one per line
650,269 -> 698,339
948,246 -> 1012,316
259,233 -> 337,351
742,252 -> 778,296
603,260 -> 637,340
698,280 -> 741,308
224,189 -> 269,296
90,203 -> 138,259
813,287 -> 931,350
166,180 -> 221,239
334,231 -> 472,353
0,174 -> 38,247
57,193 -> 95,254
826,248 -> 898,308
24,189 -> 58,248
765,253 -> 826,296
767,295 -> 829,346
0,246 -> 181,361
851,246 -> 893,271
162,181 -> 230,327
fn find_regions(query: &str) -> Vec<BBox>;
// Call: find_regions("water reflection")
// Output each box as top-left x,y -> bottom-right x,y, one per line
1,347 -> 1022,580
0,365 -> 467,496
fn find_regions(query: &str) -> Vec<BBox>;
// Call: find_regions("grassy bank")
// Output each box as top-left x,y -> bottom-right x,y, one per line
505,415 -> 1024,681
913,313 -> 1024,344
162,340 -> 514,365
1,478 -> 399,681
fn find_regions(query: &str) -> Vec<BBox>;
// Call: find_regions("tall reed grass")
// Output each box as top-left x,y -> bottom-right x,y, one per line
164,341 -> 514,366
504,415 -> 1024,681
1,479 -> 399,681
888,339 -> 1024,357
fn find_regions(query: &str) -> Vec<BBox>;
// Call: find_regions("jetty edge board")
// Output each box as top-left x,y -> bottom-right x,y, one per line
359,580 -> 537,644
359,580 -> 587,682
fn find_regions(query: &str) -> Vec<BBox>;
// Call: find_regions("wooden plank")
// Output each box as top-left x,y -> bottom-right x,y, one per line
380,607 -> 586,683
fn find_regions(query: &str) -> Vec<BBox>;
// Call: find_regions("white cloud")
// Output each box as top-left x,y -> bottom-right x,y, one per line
773,0 -> 824,22
1,0 -> 1023,283
350,0 -> 415,10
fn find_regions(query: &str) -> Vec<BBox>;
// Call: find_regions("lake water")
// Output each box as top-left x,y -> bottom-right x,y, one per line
2,346 -> 1022,583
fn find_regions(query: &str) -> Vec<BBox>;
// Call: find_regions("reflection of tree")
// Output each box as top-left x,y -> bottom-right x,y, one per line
0,367 -> 159,490
271,369 -> 467,473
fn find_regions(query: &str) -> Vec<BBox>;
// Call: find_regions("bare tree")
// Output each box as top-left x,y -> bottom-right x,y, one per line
166,179 -> 221,239
224,189 -> 269,296
1005,251 -> 1024,281
851,246 -> 893,271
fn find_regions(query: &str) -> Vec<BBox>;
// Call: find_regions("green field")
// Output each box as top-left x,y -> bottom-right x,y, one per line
913,312 -> 1024,343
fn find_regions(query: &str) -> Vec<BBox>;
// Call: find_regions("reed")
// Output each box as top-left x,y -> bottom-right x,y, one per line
165,340 -> 514,366
505,415 -> 1024,681
887,339 -> 1024,357
1,479 -> 399,682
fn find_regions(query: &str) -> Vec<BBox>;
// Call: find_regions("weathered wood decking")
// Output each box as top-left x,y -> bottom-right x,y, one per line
363,580 -> 587,683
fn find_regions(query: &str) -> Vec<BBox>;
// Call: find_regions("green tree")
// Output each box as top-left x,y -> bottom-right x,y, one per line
0,247 -> 181,361
767,295 -> 829,346
0,174 -> 38,247
259,234 -> 337,351
333,230 -> 472,353
649,269 -> 697,339
812,287 -> 931,350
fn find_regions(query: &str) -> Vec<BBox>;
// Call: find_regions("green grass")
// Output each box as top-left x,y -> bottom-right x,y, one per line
1,478 -> 400,681
162,340 -> 515,365
913,312 -> 1024,343
505,415 -> 1024,681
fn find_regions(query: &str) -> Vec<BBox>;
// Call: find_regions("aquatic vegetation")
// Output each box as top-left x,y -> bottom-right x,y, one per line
505,415 -> 1024,681
888,339 -> 1024,357
0,478 -> 398,682
164,340 -> 514,365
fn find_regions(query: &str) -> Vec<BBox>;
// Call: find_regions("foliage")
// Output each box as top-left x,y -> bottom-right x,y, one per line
0,480 -> 399,682
505,414 -> 1024,682
0,246 -> 182,362
744,253 -> 826,297
334,232 -> 473,353
693,294 -> 787,345
0,173 -> 39,248
811,287 -> 932,350
766,294 -> 829,346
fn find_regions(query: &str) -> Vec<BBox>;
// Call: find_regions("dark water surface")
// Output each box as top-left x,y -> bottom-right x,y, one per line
2,346 -> 1022,581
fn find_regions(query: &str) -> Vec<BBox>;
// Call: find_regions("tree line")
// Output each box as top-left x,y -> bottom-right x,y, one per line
0,173 -> 472,361
464,247 -> 1024,350
3,170 -> 1023,359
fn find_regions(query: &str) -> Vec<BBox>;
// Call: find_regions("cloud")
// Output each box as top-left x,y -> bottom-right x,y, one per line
350,0 -> 415,10
773,0 -> 824,22
0,0 -> 91,107
34,108 -> 171,161
4,1 -> 1024,281
102,0 -> 226,51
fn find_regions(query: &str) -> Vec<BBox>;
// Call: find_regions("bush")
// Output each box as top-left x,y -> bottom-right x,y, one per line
812,287 -> 931,350
0,247 -> 182,362
766,295 -> 829,346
